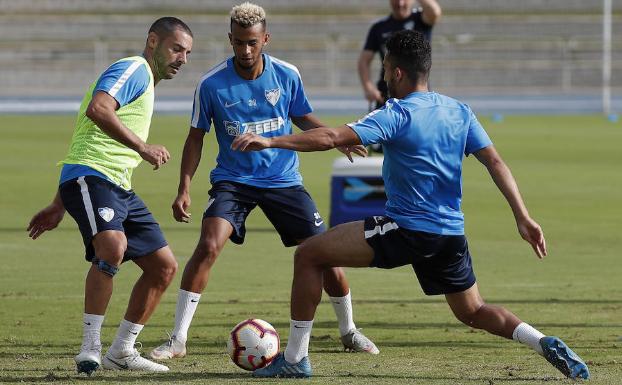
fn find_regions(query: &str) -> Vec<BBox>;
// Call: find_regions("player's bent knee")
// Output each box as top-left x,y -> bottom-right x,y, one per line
92,239 -> 127,266
92,258 -> 119,277
293,242 -> 320,268
194,239 -> 221,265
159,260 -> 178,286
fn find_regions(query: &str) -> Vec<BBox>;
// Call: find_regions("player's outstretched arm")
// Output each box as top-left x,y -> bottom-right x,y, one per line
474,145 -> 547,258
290,115 -> 368,162
232,125 -> 361,153
86,91 -> 170,170
172,127 -> 205,223
27,190 -> 65,240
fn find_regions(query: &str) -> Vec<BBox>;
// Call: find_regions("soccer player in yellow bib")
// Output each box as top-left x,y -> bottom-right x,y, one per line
27,17 -> 192,375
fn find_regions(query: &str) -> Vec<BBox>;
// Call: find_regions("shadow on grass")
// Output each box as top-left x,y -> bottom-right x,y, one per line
0,371 -> 565,383
149,297 -> 622,306
145,319 -> 622,330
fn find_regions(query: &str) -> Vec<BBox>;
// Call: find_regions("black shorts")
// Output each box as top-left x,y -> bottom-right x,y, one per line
203,181 -> 326,247
364,216 -> 476,295
59,176 -> 168,262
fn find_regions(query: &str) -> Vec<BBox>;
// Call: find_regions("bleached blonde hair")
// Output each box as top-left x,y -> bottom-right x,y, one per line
230,2 -> 266,28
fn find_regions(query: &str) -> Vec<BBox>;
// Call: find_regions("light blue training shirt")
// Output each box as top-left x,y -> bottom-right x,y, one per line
59,58 -> 151,185
348,91 -> 492,235
191,54 -> 313,188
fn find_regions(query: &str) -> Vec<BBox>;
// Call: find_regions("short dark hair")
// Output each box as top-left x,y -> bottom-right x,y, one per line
149,17 -> 193,38
385,30 -> 431,84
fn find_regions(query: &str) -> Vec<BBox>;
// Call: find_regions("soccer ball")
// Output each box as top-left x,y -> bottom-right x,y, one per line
227,318 -> 280,371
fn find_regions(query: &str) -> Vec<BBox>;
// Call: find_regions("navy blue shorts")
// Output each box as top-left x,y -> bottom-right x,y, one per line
59,176 -> 168,262
364,216 -> 476,295
204,181 -> 326,247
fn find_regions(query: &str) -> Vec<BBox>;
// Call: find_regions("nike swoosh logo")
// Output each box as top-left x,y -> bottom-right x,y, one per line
130,331 -> 138,335
314,220 -> 324,227
106,357 -> 129,369
84,322 -> 91,326
190,299 -> 198,303
224,101 -> 240,108
293,325 -> 308,329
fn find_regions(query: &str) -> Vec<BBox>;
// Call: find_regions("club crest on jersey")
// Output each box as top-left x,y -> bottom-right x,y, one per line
265,88 -> 281,106
224,120 -> 242,136
98,207 -> 114,222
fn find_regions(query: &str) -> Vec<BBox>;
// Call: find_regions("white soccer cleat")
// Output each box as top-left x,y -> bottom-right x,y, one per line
341,328 -> 380,354
149,334 -> 187,360
74,346 -> 102,376
102,348 -> 169,372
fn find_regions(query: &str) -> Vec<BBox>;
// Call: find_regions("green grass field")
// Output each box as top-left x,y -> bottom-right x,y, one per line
0,114 -> 620,384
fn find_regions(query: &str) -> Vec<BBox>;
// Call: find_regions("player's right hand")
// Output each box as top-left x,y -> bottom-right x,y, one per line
27,204 -> 65,240
172,193 -> 192,223
517,216 -> 547,259
139,143 -> 171,170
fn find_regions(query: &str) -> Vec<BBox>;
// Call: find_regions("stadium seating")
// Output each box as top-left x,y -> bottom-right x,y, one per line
0,0 -> 619,98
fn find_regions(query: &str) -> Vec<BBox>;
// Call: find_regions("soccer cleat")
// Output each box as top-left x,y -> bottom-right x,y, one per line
341,328 -> 380,354
149,334 -> 187,360
252,353 -> 312,378
102,348 -> 169,372
74,347 -> 101,376
539,336 -> 590,379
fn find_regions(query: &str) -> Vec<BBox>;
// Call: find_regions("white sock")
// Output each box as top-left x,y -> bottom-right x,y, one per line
81,313 -> 104,351
284,319 -> 313,364
512,322 -> 545,355
171,289 -> 201,343
329,290 -> 356,336
109,319 -> 144,355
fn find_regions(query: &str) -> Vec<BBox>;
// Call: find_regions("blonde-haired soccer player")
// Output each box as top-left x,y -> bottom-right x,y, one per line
150,2 -> 377,361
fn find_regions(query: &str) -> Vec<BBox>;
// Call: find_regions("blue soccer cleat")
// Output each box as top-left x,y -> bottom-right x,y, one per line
540,336 -> 590,379
252,353 -> 312,378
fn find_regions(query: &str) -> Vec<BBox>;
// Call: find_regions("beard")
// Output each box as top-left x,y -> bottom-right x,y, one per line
386,80 -> 397,99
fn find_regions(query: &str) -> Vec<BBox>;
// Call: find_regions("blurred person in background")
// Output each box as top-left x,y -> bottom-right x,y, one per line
358,0 -> 441,153
359,0 -> 441,108
27,17 -> 193,375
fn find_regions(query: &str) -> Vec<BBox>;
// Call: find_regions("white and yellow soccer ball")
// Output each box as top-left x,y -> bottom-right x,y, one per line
226,319 -> 280,371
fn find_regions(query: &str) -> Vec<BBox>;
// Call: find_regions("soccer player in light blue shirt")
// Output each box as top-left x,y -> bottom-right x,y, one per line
149,2 -> 376,361
233,30 -> 589,380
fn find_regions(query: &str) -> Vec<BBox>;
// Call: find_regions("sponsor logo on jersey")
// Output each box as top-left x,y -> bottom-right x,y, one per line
265,88 -> 281,106
242,117 -> 285,135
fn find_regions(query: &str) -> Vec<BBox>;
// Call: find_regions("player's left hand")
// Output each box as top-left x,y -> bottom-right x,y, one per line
516,216 -> 547,259
27,204 -> 65,240
231,133 -> 270,152
337,145 -> 368,162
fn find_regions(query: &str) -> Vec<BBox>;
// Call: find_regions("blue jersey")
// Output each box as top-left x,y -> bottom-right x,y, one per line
59,57 -> 151,185
191,54 -> 313,188
348,91 -> 492,235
